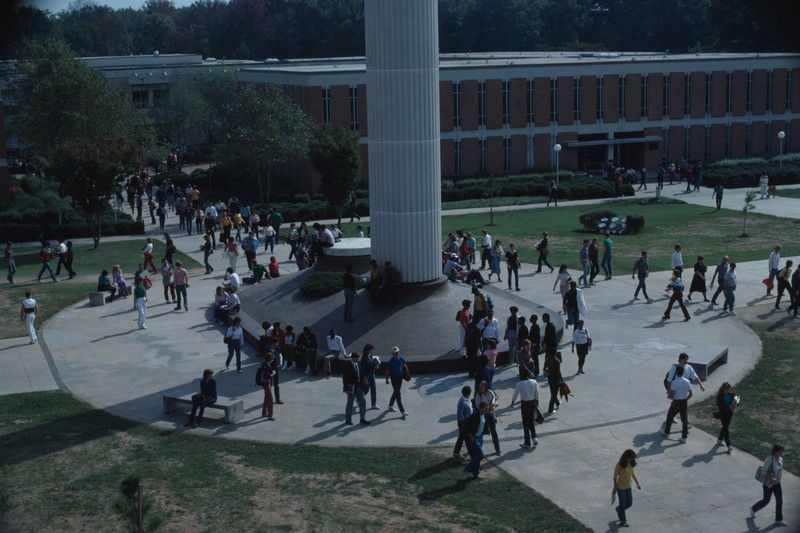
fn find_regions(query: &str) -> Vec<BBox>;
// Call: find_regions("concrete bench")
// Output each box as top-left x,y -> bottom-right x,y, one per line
690,345 -> 729,381
88,292 -> 107,306
324,237 -> 371,257
163,393 -> 244,423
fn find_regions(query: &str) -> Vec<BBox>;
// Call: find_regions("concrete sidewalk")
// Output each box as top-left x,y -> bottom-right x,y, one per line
3,186 -> 799,532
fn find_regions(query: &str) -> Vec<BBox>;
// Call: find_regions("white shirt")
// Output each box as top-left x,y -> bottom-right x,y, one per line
143,242 -> 153,255
511,379 -> 539,403
56,242 -> 67,254
479,317 -> 500,340
667,363 -> 698,383
481,234 -> 492,248
769,251 -> 781,270
227,293 -> 240,307
226,272 -> 241,289
226,325 -> 244,341
670,376 -> 692,400
205,205 -> 217,218
671,251 -> 683,269
22,297 -> 37,312
572,327 -> 590,345
724,270 -> 737,288
326,335 -> 346,356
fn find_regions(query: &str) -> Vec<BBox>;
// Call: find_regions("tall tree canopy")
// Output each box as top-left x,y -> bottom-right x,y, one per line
308,123 -> 362,224
3,0 -> 795,60
213,84 -> 310,205
10,38 -> 155,247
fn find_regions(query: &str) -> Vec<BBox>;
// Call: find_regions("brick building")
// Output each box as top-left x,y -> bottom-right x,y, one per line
238,51 -> 800,187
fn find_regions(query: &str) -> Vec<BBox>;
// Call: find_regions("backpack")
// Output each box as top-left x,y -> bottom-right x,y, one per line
455,310 -> 462,322
255,362 -> 267,386
486,295 -> 494,311
663,364 -> 677,391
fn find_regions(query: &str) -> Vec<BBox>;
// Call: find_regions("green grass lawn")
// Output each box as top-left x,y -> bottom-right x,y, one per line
692,316 -> 799,474
0,240 -> 201,339
425,200 -> 799,272
775,188 -> 800,199
0,392 -> 587,533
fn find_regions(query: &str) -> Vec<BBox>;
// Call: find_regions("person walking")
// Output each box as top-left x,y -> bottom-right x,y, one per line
510,369 -> 539,448
662,269 -> 691,321
142,238 -> 158,274
385,346 -> 408,419
504,306 -> 519,365
224,317 -> 245,373
571,320 -> 591,374
544,352 -> 563,414
601,232 -> 613,280
184,369 -> 217,428
613,449 -> 642,528
173,260 -> 189,311
687,255 -> 709,302
487,240 -> 503,283
361,344 -> 381,410
709,255 -> 729,306
343,264 -> 358,323
479,229 -> 492,270
659,365 -> 692,443
343,352 -> 370,426
768,245 -> 781,295
463,401 -> 490,479
456,299 -> 472,357
715,382 -> 737,451
670,244 -> 684,277
712,183 -> 724,210
134,277 -> 148,329
20,291 -> 39,343
775,260 -> 793,310
722,262 -> 738,315
790,267 -> 800,317
202,234 -> 214,275
5,241 -> 16,284
631,251 -> 652,302
578,240 -> 590,286
36,242 -> 57,283
505,243 -> 520,290
452,385 -> 473,458
536,232 -> 554,273
750,444 -> 787,526
588,237 -> 600,285
546,180 -> 558,207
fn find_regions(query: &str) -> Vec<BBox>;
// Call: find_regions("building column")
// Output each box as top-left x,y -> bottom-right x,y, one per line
365,0 -> 441,283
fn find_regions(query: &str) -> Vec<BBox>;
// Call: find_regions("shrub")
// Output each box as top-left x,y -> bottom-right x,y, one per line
625,215 -> 646,234
579,210 -> 617,230
299,271 -> 365,298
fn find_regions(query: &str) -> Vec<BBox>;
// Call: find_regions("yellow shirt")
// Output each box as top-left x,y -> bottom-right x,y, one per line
614,464 -> 638,490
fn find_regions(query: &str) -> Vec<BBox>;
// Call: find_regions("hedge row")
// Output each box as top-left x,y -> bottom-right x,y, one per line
0,218 -> 145,243
701,162 -> 800,188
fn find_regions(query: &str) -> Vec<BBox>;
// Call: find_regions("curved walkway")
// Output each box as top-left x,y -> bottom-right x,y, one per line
4,185 -> 799,531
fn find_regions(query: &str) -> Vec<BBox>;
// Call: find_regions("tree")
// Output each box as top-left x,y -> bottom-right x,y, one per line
740,190 -> 757,237
213,84 -> 310,204
10,38 -> 154,247
308,123 -> 362,225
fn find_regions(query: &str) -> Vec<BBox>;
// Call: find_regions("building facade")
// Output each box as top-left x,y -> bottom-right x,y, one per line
238,51 -> 800,184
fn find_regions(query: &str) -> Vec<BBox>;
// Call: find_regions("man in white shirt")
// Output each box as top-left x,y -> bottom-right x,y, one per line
480,229 -> 492,269
54,239 -> 68,276
478,310 -> 500,350
318,329 -> 346,378
660,365 -> 693,443
223,267 -> 241,293
670,244 -> 683,277
723,262 -> 738,314
20,291 -> 39,344
511,369 -> 540,447
759,172 -> 769,199
665,353 -> 705,392
768,245 -> 781,295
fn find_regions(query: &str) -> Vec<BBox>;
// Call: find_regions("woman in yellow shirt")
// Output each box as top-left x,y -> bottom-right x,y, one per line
613,449 -> 642,528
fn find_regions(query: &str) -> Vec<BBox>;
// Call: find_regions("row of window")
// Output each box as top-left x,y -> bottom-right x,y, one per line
448,69 -> 795,128
449,122 -> 792,176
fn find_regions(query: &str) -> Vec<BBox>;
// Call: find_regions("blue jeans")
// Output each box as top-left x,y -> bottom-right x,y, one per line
465,435 -> 484,476
723,287 -> 736,312
634,273 -> 649,299
226,339 -> 242,371
6,258 -> 15,282
579,263 -> 590,285
366,373 -> 377,407
601,253 -> 613,277
175,284 -> 188,308
38,261 -> 56,281
566,307 -> 579,327
616,487 -> 633,523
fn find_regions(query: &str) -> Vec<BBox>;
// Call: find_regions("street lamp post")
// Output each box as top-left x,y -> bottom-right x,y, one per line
553,143 -> 562,188
778,130 -> 785,171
